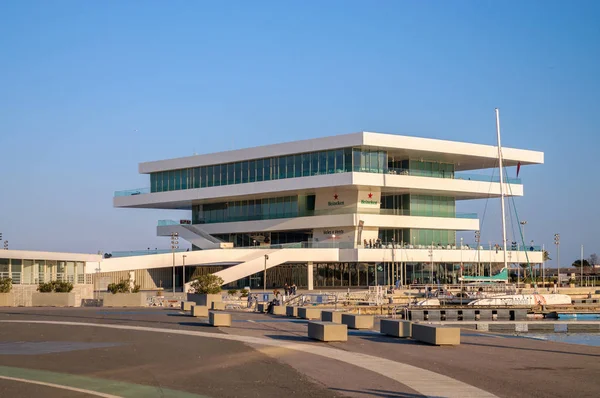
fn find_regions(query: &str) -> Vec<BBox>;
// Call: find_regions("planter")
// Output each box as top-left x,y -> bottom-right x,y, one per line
32,292 -> 77,307
570,283 -> 575,288
0,293 -> 14,307
187,293 -> 222,307
103,293 -> 147,307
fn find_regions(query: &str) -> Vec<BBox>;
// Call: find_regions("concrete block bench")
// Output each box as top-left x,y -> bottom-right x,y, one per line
191,305 -> 209,317
211,302 -> 226,310
257,303 -> 267,313
272,305 -> 286,315
380,319 -> 412,337
412,324 -> 460,346
286,306 -> 298,317
321,310 -> 345,323
181,301 -> 195,311
308,321 -> 348,342
209,311 -> 231,327
341,314 -> 374,329
298,307 -> 322,320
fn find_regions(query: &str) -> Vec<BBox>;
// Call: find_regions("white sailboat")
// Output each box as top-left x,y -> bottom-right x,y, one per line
467,109 -> 571,307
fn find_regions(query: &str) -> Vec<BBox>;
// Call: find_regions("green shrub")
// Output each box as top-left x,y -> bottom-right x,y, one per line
190,274 -> 224,294
0,277 -> 13,293
227,289 -> 238,296
240,289 -> 249,298
37,281 -> 73,293
37,282 -> 55,292
54,281 -> 74,293
107,279 -> 139,294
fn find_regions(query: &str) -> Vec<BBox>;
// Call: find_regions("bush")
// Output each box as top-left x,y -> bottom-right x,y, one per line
227,289 -> 238,296
37,281 -> 73,293
240,289 -> 249,298
0,277 -> 13,293
107,279 -> 139,294
54,281 -> 74,293
38,282 -> 54,292
189,274 -> 224,294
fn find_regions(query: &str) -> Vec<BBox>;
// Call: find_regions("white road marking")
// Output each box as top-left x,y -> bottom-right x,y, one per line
1,320 -> 497,398
0,374 -> 120,397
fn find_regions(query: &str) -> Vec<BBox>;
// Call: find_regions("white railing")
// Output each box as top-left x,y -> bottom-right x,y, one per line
0,272 -> 90,285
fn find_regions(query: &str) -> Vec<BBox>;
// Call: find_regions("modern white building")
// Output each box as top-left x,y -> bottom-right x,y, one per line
110,131 -> 544,290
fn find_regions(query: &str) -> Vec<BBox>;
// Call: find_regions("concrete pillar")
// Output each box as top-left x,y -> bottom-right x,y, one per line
129,271 -> 135,290
308,262 -> 314,291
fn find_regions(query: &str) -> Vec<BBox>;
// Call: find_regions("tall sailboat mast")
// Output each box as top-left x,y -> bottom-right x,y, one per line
495,108 -> 509,270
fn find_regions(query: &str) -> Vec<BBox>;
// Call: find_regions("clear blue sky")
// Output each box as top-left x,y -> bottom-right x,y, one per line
1,1 -> 598,267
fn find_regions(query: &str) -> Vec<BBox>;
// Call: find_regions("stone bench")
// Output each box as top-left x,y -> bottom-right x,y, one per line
191,305 -> 209,317
298,307 -> 322,320
181,301 -> 195,311
380,319 -> 412,338
341,314 -> 374,329
308,321 -> 348,342
209,311 -> 231,327
321,310 -> 345,323
412,324 -> 460,346
211,302 -> 226,310
272,305 -> 286,315
286,306 -> 298,317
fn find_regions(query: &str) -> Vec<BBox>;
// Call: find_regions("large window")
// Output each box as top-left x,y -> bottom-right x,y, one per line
196,196 -> 300,224
149,146 -> 392,193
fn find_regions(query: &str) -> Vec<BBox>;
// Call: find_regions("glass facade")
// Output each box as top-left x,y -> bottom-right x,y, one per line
380,194 -> 456,218
150,148 -> 386,193
213,231 -> 312,247
379,228 -> 456,246
194,196 -> 304,224
0,258 -> 86,285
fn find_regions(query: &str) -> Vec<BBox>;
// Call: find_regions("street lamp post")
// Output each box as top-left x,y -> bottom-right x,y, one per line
581,245 -> 584,287
475,231 -> 481,276
171,232 -> 179,293
263,254 -> 269,293
429,242 -> 434,286
182,255 -> 187,293
554,234 -> 560,286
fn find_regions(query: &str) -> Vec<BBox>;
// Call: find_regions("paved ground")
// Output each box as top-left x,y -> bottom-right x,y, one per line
0,307 -> 598,398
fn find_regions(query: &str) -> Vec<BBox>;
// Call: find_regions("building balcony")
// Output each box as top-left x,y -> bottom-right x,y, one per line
158,207 -> 480,236
190,207 -> 478,225
114,168 -> 521,198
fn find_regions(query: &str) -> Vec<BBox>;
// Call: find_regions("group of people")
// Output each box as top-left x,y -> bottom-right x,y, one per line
364,239 -> 384,248
248,283 -> 299,313
283,283 -> 297,296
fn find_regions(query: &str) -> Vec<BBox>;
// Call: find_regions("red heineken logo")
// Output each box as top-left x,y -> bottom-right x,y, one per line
333,194 -> 339,200
368,192 -> 373,199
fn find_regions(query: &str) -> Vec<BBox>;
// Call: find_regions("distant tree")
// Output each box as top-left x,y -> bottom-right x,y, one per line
589,253 -> 599,266
572,259 -> 591,268
543,250 -> 551,262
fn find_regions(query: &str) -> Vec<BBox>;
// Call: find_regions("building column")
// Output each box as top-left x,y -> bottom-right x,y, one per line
307,262 -> 314,291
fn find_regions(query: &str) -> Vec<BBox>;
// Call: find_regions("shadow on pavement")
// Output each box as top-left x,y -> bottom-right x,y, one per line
462,341 -> 600,357
264,334 -> 313,342
177,322 -> 213,328
330,387 -> 425,397
358,335 -> 420,345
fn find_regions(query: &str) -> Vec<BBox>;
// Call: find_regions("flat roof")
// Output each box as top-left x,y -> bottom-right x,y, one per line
0,249 -> 102,262
138,131 -> 544,174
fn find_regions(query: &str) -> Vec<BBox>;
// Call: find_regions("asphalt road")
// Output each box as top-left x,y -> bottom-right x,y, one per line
0,307 -> 599,398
